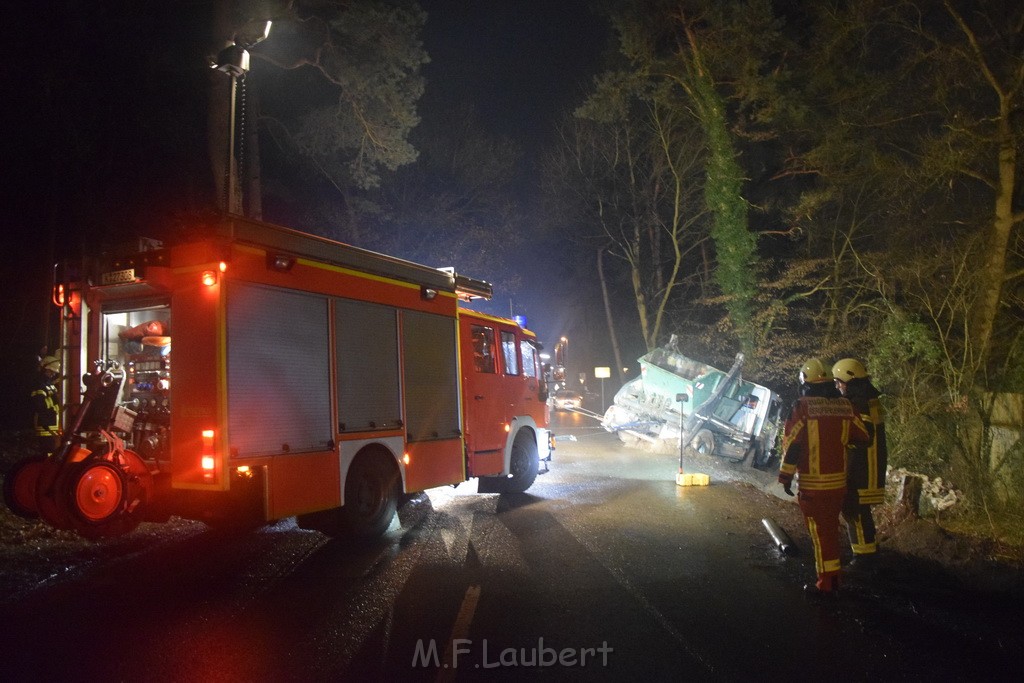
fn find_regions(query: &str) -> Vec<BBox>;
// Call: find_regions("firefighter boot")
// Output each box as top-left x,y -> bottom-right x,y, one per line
803,575 -> 840,598
848,553 -> 879,573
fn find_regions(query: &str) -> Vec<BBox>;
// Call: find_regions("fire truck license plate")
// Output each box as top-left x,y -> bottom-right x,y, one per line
101,268 -> 136,285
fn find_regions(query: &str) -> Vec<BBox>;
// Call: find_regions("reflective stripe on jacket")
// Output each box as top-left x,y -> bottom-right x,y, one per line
847,388 -> 888,505
31,385 -> 59,436
780,396 -> 869,491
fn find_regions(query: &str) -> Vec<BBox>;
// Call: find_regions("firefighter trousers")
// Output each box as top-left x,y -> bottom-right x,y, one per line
35,433 -> 59,458
842,501 -> 878,555
798,488 -> 846,591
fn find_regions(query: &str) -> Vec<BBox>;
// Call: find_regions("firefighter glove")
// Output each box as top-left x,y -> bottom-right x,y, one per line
778,474 -> 794,496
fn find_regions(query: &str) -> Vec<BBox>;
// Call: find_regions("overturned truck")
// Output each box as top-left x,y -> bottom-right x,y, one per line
602,337 -> 782,468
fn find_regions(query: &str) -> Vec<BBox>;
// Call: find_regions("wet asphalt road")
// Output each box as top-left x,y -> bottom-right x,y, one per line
2,410 -> 1022,681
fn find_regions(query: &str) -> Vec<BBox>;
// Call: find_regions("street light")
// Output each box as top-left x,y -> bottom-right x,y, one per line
212,21 -> 272,215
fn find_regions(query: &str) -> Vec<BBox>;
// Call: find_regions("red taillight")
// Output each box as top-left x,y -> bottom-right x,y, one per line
201,429 -> 215,480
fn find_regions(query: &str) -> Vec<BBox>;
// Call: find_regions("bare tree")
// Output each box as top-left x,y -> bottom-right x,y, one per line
555,73 -> 710,353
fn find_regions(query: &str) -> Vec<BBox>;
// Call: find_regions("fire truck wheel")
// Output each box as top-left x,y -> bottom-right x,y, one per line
67,460 -> 127,526
337,456 -> 399,542
502,431 -> 540,494
2,455 -> 46,518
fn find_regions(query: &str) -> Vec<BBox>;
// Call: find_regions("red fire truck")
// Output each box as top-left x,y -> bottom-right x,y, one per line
4,217 -> 552,540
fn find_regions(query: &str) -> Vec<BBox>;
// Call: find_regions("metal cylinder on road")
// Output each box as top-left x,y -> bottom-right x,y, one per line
761,517 -> 796,556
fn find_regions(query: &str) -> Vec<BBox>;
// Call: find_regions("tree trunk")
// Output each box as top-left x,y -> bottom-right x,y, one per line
632,261 -> 652,351
971,108 -> 1017,375
598,249 -> 627,384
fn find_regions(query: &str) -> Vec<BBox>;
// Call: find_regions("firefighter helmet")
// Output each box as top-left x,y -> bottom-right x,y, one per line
39,356 -> 60,373
832,358 -> 868,382
799,358 -> 831,384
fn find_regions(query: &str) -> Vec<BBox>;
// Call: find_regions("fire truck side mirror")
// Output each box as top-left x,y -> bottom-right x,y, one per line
676,393 -> 688,403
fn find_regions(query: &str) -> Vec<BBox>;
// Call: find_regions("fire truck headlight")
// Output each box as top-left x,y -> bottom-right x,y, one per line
201,270 -> 218,286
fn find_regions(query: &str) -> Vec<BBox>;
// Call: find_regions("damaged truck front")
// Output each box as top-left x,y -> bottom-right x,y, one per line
602,337 -> 782,468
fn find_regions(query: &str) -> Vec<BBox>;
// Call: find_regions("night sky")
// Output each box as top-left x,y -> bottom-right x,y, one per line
0,1 -> 610,428
416,0 -> 610,352
420,0 -> 607,157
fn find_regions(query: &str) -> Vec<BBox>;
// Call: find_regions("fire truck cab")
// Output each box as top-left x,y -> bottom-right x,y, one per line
458,310 -> 550,493
5,217 -> 552,540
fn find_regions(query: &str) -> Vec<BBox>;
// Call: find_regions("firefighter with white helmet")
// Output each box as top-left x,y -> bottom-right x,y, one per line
31,355 -> 61,456
833,357 -> 888,570
798,358 -> 840,398
780,358 -> 870,596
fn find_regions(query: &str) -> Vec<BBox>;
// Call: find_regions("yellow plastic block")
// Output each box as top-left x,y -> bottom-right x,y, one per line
676,472 -> 710,487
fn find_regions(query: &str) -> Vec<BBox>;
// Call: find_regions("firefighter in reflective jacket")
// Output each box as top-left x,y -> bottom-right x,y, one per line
32,355 -> 61,456
779,359 -> 869,595
833,358 -> 888,569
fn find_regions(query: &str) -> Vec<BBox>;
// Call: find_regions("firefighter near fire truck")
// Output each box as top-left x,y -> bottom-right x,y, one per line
778,359 -> 870,595
32,355 -> 62,456
1,217 -> 553,540
2,355 -> 65,520
833,358 -> 888,569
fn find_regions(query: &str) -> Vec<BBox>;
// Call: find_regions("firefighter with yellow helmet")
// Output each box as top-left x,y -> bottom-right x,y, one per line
780,358 -> 869,595
31,355 -> 62,456
833,358 -> 888,570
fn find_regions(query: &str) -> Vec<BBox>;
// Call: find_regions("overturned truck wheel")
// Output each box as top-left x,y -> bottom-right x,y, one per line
690,429 -> 715,456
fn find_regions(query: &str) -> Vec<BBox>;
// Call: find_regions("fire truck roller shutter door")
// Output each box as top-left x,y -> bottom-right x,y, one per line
227,283 -> 332,456
401,311 -> 460,442
335,299 -> 401,433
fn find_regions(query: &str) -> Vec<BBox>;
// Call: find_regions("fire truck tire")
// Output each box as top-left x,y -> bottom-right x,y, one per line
67,460 -> 127,526
502,431 -> 539,494
336,455 -> 399,542
3,455 -> 46,518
